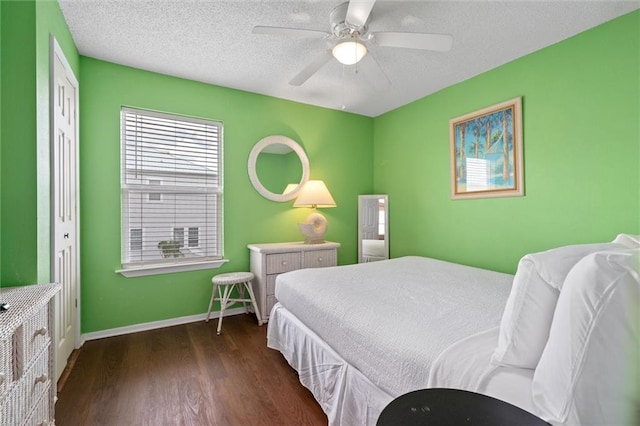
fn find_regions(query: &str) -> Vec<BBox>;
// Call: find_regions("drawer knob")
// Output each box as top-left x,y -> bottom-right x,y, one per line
35,327 -> 48,336
318,257 -> 323,262
35,374 -> 48,384
282,261 -> 287,266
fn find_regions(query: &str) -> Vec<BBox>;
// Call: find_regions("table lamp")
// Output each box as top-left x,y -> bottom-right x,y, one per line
282,183 -> 298,195
293,180 -> 336,244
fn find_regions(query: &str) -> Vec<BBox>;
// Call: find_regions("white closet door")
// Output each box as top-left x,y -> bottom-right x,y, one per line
51,38 -> 80,381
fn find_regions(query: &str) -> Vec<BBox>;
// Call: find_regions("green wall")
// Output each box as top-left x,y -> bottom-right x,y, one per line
374,10 -> 640,274
79,58 -> 372,332
2,2 -> 638,335
255,151 -> 303,195
0,0 -> 3,281
0,0 -> 79,285
1,0 -> 38,285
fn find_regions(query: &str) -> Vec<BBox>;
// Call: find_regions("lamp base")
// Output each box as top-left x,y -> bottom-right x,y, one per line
298,211 -> 328,244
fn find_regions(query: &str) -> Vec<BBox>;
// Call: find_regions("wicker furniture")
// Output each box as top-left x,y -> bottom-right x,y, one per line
206,272 -> 262,335
248,241 -> 340,322
0,283 -> 61,426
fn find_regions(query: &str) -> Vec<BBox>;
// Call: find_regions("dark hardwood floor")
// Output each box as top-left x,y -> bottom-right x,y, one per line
56,314 -> 327,425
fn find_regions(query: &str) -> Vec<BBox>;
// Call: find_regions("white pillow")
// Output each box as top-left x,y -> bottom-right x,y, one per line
532,249 -> 640,425
614,233 -> 640,248
492,242 -> 624,369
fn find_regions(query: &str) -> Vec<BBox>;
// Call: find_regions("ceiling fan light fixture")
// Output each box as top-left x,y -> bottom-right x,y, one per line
332,40 -> 367,65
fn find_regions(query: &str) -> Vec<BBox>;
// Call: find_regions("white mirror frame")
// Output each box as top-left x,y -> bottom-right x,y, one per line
248,135 -> 310,202
358,194 -> 389,263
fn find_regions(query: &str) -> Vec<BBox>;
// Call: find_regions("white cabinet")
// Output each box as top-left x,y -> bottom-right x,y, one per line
248,242 -> 340,321
0,283 -> 60,426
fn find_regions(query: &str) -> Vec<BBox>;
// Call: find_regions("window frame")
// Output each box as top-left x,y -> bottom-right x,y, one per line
188,226 -> 199,248
129,227 -> 143,252
116,107 -> 227,277
147,179 -> 162,202
173,227 -> 185,246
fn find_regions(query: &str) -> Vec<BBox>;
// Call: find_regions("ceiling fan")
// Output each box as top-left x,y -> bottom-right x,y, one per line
252,0 -> 453,89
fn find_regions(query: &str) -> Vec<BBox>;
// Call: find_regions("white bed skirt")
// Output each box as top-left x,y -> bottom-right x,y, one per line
267,303 -> 394,426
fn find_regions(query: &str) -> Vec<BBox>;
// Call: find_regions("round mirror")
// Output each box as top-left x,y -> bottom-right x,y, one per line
248,135 -> 310,202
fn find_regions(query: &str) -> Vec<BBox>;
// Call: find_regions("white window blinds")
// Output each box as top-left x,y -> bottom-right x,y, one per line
121,107 -> 223,268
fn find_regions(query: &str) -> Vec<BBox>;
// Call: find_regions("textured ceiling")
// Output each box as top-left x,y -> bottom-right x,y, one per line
58,1 -> 639,117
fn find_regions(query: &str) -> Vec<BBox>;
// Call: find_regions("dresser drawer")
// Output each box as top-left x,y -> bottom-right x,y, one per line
0,283 -> 59,426
265,252 -> 301,274
25,345 -> 50,422
266,275 -> 277,296
22,382 -> 52,426
266,295 -> 278,317
303,249 -> 337,268
1,385 -> 18,426
249,242 -> 340,323
22,304 -> 50,366
0,337 -> 11,400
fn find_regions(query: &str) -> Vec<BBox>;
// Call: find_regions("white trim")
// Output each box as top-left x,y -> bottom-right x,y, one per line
81,307 -> 247,343
120,107 -> 224,266
50,36 -> 82,353
116,258 -> 229,277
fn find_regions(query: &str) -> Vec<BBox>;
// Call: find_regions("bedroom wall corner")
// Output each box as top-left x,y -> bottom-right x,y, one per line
78,57 -> 373,333
0,0 -> 79,286
373,10 -> 640,274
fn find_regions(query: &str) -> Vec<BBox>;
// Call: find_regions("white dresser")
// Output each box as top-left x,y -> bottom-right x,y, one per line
0,283 -> 60,426
248,242 -> 340,321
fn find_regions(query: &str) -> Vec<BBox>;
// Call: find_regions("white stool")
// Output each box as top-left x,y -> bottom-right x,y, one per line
206,271 -> 263,335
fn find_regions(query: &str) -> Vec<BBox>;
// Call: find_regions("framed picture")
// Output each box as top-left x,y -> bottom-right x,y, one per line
449,97 -> 524,200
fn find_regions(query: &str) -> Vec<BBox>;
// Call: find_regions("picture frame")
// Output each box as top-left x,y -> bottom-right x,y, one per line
449,97 -> 524,200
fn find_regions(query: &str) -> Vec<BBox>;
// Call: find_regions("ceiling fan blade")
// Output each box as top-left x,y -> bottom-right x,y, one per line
345,0 -> 377,29
252,26 -> 329,39
289,50 -> 334,86
373,31 -> 453,52
358,53 -> 391,91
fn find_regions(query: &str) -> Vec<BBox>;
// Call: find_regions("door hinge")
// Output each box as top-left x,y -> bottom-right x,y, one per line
75,299 -> 78,308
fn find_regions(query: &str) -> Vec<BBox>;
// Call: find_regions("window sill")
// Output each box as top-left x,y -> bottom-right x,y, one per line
116,259 -> 229,278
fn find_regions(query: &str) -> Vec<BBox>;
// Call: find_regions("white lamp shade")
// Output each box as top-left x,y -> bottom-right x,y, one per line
282,183 -> 299,195
332,41 -> 367,65
293,180 -> 336,208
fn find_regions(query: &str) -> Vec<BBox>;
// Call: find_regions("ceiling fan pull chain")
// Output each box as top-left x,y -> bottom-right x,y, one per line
341,65 -> 346,110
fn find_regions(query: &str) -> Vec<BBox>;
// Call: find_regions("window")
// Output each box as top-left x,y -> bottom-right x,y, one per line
130,228 -> 143,251
120,107 -> 223,275
148,179 -> 162,201
188,227 -> 199,248
173,227 -> 185,245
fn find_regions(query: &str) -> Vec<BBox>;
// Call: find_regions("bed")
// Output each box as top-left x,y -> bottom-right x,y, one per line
267,236 -> 640,426
361,239 -> 385,262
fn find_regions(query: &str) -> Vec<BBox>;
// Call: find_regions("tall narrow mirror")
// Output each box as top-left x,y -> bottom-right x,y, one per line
358,195 -> 389,263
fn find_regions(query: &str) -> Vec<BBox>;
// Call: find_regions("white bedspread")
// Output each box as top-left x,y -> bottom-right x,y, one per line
275,256 -> 514,396
268,305 -> 395,425
429,327 -> 539,417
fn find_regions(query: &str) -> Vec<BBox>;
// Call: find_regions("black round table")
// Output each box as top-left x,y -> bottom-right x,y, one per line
377,388 -> 549,426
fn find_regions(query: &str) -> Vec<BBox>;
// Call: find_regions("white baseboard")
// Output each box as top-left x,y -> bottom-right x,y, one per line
80,307 -> 246,343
